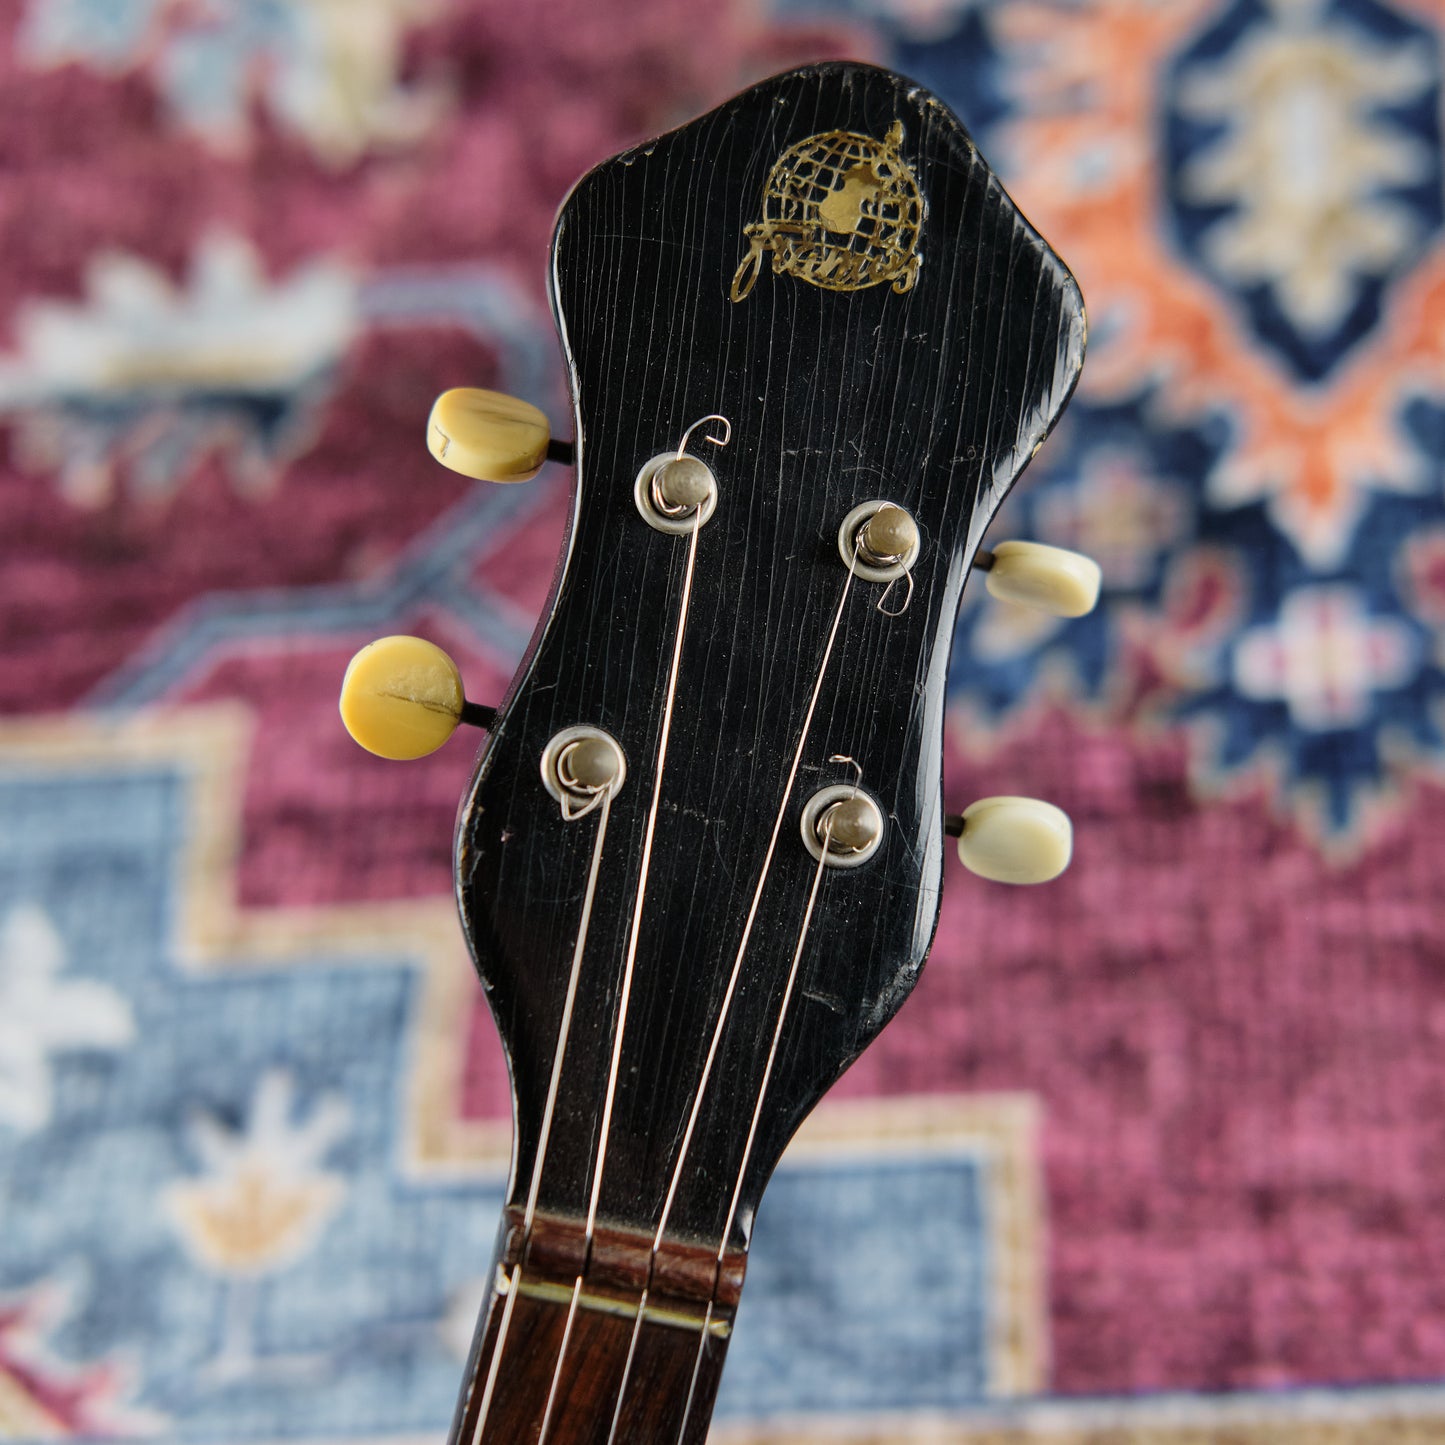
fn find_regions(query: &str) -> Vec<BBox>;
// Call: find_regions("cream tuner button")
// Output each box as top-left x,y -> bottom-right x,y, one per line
946,796 -> 1073,885
339,635 -> 495,760
426,387 -> 572,483
977,541 -> 1101,618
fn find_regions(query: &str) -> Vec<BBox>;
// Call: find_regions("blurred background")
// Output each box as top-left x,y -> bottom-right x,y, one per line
2,0 -> 1444,1439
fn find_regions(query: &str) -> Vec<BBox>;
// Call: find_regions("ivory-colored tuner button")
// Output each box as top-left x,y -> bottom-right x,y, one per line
558,735 -> 620,793
654,455 -> 714,512
340,635 -> 476,760
981,540 -> 1101,618
861,504 -> 919,563
952,796 -> 1073,885
426,387 -> 551,483
821,794 -> 881,853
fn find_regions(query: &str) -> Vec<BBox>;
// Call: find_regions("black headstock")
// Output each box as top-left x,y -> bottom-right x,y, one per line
462,58 -> 1082,1246
341,59 -> 1084,1445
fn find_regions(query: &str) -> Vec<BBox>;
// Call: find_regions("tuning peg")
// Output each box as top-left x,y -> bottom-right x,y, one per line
426,387 -> 574,483
974,541 -> 1101,618
339,636 -> 496,761
944,797 -> 1072,885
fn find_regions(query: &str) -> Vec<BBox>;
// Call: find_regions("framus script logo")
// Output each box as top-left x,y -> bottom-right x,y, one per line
730,121 -> 924,302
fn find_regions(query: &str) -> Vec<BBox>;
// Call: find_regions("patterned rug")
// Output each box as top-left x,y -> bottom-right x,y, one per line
3,0 -> 1445,1439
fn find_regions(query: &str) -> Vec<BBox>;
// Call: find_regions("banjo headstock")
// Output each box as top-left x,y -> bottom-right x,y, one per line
339,60 -> 1093,1445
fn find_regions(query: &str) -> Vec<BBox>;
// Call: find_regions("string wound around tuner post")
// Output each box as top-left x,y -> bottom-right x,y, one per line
541,726 -> 628,821
801,757 -> 884,869
838,500 -> 920,615
636,412 -> 732,534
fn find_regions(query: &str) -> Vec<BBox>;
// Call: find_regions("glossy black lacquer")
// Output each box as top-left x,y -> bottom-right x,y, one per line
449,61 -> 1083,1442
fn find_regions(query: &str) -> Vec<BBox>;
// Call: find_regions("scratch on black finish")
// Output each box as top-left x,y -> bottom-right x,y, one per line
447,61 -> 1084,1444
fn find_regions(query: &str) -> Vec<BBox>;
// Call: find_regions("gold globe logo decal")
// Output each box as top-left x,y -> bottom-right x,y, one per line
730,121 -> 924,302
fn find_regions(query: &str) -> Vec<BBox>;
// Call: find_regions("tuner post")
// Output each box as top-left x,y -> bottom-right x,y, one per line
541,726 -> 627,820
653,455 -> 715,513
635,450 -> 721,534
859,505 -> 919,568
838,500 -> 920,584
800,784 -> 884,868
